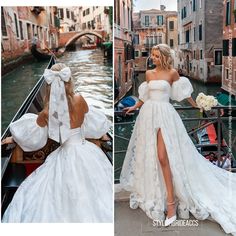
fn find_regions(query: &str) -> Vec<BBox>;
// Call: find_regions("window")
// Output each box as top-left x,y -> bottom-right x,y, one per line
214,50 -> 222,65
127,7 -> 130,30
232,38 -> 236,56
178,33 -> 180,45
199,24 -> 202,41
1,7 -> 7,36
71,12 -> 74,21
223,39 -> 229,56
117,0 -> 120,25
200,49 -> 203,59
193,50 -> 196,59
234,70 -> 236,83
145,16 -> 149,26
86,8 -> 90,15
193,0 -> 196,11
225,68 -> 229,80
82,22 -> 86,30
141,51 -> 148,57
59,8 -> 64,19
135,50 -> 139,58
66,9 -> 70,19
157,15 -> 164,25
170,39 -> 174,48
226,1 -> 231,26
169,21 -> 174,30
14,13 -> 19,38
182,6 -> 187,19
27,23 -> 31,39
186,29 -> 190,43
133,34 -> 139,45
200,68 -> 203,74
32,24 -> 35,35
193,27 -> 196,41
123,2 -> 126,28
118,55 -> 122,87
114,0 -> 117,23
19,21 -> 24,40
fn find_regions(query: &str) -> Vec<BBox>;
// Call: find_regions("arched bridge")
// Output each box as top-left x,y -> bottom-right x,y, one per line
59,30 -> 107,48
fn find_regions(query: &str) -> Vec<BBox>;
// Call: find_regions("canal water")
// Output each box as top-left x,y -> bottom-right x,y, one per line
115,73 -> 236,181
2,49 -> 113,134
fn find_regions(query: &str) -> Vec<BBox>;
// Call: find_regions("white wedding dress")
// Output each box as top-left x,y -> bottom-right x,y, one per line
120,77 -> 236,235
2,106 -> 113,223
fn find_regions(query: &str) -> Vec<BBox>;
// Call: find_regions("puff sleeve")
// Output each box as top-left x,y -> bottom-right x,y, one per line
9,113 -> 48,152
83,106 -> 112,139
170,76 -> 193,102
138,82 -> 149,102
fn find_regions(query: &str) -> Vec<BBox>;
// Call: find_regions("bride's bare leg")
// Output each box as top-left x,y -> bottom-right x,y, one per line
157,129 -> 175,218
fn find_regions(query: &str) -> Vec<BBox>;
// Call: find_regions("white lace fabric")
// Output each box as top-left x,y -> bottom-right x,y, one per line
120,77 -> 236,235
4,106 -> 112,222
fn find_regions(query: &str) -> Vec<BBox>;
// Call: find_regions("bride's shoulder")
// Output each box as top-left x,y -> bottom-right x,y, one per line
145,69 -> 155,82
170,68 -> 179,82
74,94 -> 89,113
37,109 -> 48,127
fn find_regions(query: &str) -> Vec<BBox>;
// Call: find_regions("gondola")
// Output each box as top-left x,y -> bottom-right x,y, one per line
31,44 -> 51,61
1,56 -> 113,216
196,121 -> 236,170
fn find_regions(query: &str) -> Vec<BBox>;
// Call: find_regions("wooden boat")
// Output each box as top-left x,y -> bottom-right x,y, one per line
1,56 -> 113,216
31,45 -> 52,61
196,122 -> 236,170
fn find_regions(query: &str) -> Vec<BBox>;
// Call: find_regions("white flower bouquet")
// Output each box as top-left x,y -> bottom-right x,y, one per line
196,92 -> 218,112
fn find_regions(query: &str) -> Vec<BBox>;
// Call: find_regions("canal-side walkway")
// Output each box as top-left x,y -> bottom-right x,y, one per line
115,185 -> 230,236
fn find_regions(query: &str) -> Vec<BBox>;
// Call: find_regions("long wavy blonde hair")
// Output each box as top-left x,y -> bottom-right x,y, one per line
43,63 -> 75,113
151,44 -> 173,70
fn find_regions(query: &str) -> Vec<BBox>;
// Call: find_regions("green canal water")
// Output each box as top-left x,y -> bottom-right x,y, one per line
114,73 -> 236,181
2,49 -> 113,134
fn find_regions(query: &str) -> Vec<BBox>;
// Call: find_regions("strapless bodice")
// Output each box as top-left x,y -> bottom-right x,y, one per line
147,80 -> 171,102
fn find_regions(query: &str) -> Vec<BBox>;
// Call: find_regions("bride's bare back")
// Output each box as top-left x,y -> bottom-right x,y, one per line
37,94 -> 88,129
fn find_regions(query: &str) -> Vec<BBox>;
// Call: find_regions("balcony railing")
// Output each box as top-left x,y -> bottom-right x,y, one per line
179,42 -> 192,51
114,106 -> 236,183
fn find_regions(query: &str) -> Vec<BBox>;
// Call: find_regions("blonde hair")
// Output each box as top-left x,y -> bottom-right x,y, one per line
151,44 -> 173,70
44,63 -> 75,113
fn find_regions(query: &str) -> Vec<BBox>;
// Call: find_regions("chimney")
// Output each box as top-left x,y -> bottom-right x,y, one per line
160,5 -> 166,11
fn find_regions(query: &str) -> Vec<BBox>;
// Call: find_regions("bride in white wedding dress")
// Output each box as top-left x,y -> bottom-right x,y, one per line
120,44 -> 236,235
2,63 -> 113,223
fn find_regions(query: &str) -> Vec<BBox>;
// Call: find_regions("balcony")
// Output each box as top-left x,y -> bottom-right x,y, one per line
144,43 -> 157,49
179,42 -> 192,51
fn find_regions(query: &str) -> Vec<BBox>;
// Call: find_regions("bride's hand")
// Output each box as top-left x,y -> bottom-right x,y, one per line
1,136 -> 14,145
123,106 -> 136,115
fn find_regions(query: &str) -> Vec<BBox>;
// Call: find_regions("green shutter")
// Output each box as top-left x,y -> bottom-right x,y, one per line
223,39 -> 229,56
232,38 -> 236,56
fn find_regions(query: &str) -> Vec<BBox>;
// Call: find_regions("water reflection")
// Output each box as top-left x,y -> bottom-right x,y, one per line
1,61 -> 49,132
58,50 -> 113,120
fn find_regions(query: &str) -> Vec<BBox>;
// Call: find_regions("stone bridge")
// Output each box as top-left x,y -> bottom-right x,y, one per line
58,30 -> 107,48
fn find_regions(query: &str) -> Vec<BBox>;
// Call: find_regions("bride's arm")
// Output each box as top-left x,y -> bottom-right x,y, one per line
123,100 -> 144,115
186,97 -> 198,108
123,70 -> 151,114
